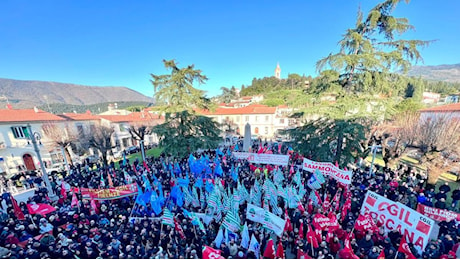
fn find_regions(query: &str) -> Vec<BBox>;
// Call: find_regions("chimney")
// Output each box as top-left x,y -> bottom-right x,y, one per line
6,104 -> 12,110
34,106 -> 39,113
86,110 -> 91,115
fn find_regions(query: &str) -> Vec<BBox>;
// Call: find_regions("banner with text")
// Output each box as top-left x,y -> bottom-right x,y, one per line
302,158 -> 352,185
246,204 -> 286,236
233,152 -> 289,166
360,191 -> 437,253
417,204 -> 460,222
78,183 -> 138,200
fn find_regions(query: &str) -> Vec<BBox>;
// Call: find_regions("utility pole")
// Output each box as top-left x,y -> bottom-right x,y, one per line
27,124 -> 57,200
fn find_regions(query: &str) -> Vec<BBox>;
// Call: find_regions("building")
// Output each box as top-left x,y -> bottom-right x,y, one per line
99,111 -> 164,152
0,107 -> 67,175
275,63 -> 281,79
419,102 -> 460,121
197,104 -> 297,138
422,92 -> 441,104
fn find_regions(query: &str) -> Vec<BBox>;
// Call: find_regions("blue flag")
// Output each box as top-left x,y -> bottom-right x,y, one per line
205,180 -> 214,194
135,184 -> 146,207
122,153 -> 127,167
231,166 -> 238,182
170,186 -> 184,207
194,177 -> 203,188
215,163 -> 223,176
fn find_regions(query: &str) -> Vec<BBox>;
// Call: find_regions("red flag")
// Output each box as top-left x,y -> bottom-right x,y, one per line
278,143 -> 282,154
307,199 -> 314,214
323,195 -> 331,213
398,235 -> 416,259
71,192 -> 79,208
314,190 -> 323,205
174,218 -> 186,239
26,203 -> 56,215
143,161 -> 151,172
61,181 -> 67,200
10,194 -> 25,220
341,197 -> 351,221
90,197 -> 99,214
332,191 -> 341,212
298,202 -> 305,214
202,246 -> 225,259
297,249 -> 312,259
306,224 -> 318,248
258,145 -> 264,154
263,239 -> 276,259
284,209 -> 293,232
377,250 -> 385,259
276,241 -> 284,258
289,165 -> 294,175
344,236 -> 360,259
299,221 -> 304,239
107,172 -> 114,187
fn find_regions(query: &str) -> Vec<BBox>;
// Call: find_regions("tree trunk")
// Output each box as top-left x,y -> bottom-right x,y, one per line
64,146 -> 73,165
335,132 -> 344,166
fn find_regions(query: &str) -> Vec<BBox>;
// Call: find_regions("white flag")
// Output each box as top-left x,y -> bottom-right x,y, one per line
248,234 -> 260,258
241,223 -> 250,249
214,228 -> 224,249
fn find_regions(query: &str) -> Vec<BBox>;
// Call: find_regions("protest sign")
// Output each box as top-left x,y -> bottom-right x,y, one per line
417,204 -> 460,222
233,152 -> 289,166
78,183 -> 138,200
302,158 -> 352,185
360,191 -> 437,253
246,204 -> 286,236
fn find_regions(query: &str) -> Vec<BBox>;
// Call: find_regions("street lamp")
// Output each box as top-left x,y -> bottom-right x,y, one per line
369,143 -> 382,177
27,124 -> 57,200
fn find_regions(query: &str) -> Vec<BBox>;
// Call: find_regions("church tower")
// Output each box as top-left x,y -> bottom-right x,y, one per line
275,63 -> 281,79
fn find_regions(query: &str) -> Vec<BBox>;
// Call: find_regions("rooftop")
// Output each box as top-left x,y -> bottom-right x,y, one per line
58,111 -> 101,121
420,103 -> 460,113
0,108 -> 65,123
197,104 -> 277,115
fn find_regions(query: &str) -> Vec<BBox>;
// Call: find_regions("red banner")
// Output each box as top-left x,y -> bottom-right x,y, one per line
27,203 -> 56,215
76,183 -> 138,200
416,204 -> 460,222
203,246 -> 225,259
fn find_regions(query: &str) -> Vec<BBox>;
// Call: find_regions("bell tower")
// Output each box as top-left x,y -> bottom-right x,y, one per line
274,63 -> 281,79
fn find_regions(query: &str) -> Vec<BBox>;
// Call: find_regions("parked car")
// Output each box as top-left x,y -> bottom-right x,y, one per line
125,146 -> 139,154
113,151 -> 123,159
85,155 -> 99,164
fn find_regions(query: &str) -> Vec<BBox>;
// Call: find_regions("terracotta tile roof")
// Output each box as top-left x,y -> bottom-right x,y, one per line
0,108 -> 66,123
58,112 -> 101,121
197,104 -> 277,115
99,112 -> 164,123
420,103 -> 460,112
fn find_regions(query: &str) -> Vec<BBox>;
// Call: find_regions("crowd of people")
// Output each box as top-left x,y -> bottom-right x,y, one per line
0,141 -> 460,259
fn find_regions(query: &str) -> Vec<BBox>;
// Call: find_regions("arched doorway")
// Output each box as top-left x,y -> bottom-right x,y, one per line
23,154 -> 36,171
254,127 -> 259,134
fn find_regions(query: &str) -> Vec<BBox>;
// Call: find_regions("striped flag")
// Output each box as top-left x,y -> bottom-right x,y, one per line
314,169 -> 326,184
248,234 -> 261,258
162,208 -> 174,227
307,174 -> 322,190
222,209 -> 240,233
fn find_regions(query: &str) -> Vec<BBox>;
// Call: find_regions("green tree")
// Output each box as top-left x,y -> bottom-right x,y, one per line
150,60 -> 212,113
285,118 -> 369,167
218,86 -> 239,103
152,111 -> 222,157
316,0 -> 431,95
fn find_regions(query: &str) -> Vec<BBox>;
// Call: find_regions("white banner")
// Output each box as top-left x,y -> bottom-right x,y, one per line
360,191 -> 437,253
302,158 -> 352,185
246,204 -> 286,236
233,152 -> 289,166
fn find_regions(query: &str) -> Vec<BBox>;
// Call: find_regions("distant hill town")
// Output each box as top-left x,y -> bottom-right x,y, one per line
0,78 -> 154,109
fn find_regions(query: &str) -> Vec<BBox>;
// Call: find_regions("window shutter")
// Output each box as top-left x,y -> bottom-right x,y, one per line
11,127 -> 18,138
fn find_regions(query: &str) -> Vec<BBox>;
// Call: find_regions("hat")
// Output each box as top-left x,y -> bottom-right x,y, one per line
238,252 -> 243,257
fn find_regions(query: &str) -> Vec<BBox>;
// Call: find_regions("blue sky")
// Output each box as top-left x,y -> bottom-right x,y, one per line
0,0 -> 459,98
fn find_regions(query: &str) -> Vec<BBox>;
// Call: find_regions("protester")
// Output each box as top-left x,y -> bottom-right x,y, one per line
0,141 -> 459,259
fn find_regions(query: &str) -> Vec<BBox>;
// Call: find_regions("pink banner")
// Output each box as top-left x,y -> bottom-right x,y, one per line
27,203 -> 56,215
416,204 -> 460,222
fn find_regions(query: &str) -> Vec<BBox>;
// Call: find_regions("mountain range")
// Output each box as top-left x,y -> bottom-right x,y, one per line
407,64 -> 460,83
0,78 -> 154,109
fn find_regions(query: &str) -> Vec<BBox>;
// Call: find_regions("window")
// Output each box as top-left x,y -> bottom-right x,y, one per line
245,116 -> 249,122
236,116 -> 240,122
265,127 -> 269,135
11,126 -> 29,139
265,116 -> 269,122
76,124 -> 84,135
49,150 -> 64,164
280,119 -> 285,124
255,116 -> 259,122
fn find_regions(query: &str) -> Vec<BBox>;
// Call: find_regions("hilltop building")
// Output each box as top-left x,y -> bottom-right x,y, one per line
275,63 -> 281,79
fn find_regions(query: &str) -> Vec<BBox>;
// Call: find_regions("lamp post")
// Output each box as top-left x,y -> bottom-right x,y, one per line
369,143 -> 382,177
27,124 -> 57,200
